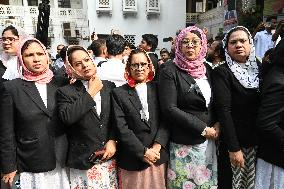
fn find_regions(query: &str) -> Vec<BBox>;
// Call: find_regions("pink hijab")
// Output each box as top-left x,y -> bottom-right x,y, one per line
17,37 -> 53,84
174,26 -> 207,79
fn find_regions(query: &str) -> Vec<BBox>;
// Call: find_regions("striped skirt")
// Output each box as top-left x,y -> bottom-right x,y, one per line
231,147 -> 257,189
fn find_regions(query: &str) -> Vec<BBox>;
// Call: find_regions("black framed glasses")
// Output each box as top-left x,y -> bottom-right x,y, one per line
1,37 -> 19,43
130,62 -> 149,70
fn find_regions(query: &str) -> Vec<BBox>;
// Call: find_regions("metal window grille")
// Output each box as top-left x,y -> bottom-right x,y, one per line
96,0 -> 112,13
123,0 -> 137,13
146,0 -> 160,14
124,35 -> 136,46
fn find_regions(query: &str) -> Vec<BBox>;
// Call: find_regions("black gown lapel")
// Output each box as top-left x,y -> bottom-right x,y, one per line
47,80 -> 57,113
21,80 -> 51,117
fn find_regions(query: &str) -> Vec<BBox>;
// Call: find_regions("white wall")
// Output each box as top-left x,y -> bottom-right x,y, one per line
86,0 -> 186,53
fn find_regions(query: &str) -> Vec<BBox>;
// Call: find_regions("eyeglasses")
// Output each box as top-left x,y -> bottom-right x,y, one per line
130,62 -> 149,70
181,39 -> 201,47
1,37 -> 19,43
228,38 -> 249,46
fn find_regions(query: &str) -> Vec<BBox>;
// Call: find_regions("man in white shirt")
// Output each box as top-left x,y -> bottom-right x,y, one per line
254,16 -> 277,59
97,34 -> 127,87
53,44 -> 65,71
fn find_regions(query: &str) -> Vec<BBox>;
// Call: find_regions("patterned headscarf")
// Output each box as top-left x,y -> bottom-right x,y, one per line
222,26 -> 259,89
124,49 -> 155,87
64,45 -> 96,80
17,37 -> 53,84
174,26 -> 207,79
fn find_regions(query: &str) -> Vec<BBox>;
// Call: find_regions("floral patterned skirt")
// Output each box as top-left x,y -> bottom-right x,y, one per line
70,159 -> 118,189
167,141 -> 218,189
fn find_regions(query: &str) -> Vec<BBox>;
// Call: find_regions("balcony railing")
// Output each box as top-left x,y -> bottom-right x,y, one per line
0,5 -> 24,16
186,13 -> 199,23
0,5 -> 85,20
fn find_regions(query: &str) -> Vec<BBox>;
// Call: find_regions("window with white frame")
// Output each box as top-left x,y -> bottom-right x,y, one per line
146,0 -> 160,14
96,0 -> 112,12
122,0 -> 137,13
58,0 -> 71,8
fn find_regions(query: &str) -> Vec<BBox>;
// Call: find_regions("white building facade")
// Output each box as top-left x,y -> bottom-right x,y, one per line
0,0 -> 186,56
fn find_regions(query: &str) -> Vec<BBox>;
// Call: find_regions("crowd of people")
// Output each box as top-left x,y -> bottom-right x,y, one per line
0,16 -> 284,189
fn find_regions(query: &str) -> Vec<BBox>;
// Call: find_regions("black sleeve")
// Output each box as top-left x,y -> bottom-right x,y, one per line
56,87 -> 96,126
154,119 -> 169,149
106,81 -> 117,141
158,66 -> 207,135
212,67 -> 240,152
0,83 -> 17,173
111,90 -> 146,161
257,74 -> 284,149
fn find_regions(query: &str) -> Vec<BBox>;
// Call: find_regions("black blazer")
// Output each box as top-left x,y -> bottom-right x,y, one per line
111,82 -> 169,171
56,80 -> 116,170
212,63 -> 260,152
257,66 -> 284,169
0,77 -> 67,174
158,61 -> 216,145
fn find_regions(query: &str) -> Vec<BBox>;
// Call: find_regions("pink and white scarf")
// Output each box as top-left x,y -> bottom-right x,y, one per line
17,37 -> 53,84
174,26 -> 207,79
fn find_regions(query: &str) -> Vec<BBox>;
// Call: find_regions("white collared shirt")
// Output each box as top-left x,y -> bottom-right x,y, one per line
97,58 -> 126,87
94,57 -> 107,66
194,76 -> 211,107
254,30 -> 274,59
82,80 -> 101,116
35,83 -> 47,108
135,83 -> 149,121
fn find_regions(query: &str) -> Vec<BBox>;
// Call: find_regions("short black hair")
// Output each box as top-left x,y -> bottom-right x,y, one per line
2,25 -> 19,37
160,48 -> 170,55
59,46 -> 68,61
57,44 -> 64,50
106,34 -> 126,56
266,15 -> 277,22
142,34 -> 158,52
214,40 -> 226,61
88,39 -> 106,57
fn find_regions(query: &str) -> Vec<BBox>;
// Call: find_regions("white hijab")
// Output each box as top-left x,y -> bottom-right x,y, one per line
223,26 -> 259,89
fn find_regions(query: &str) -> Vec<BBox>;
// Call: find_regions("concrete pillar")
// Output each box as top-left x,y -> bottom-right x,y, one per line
22,0 -> 28,6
